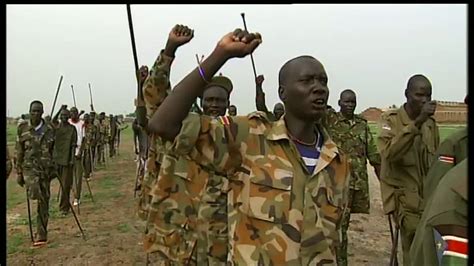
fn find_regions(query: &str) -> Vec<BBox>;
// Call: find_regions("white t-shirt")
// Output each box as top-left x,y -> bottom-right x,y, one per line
69,118 -> 84,156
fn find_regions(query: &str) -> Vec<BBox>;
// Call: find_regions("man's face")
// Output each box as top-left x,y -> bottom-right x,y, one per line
406,80 -> 432,117
228,106 -> 237,116
338,92 -> 357,117
273,103 -> 285,120
60,110 -> 70,124
90,113 -> 96,121
84,114 -> 90,124
201,86 -> 229,117
70,108 -> 79,120
280,58 -> 329,121
29,103 -> 44,125
99,113 -> 105,121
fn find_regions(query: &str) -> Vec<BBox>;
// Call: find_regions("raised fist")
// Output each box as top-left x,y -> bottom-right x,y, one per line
215,29 -> 262,59
168,24 -> 194,48
256,75 -> 265,86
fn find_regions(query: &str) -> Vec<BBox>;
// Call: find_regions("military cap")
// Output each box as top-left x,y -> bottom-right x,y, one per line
199,75 -> 233,98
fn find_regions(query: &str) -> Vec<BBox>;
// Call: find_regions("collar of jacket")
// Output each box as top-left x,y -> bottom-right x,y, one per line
265,115 -> 340,156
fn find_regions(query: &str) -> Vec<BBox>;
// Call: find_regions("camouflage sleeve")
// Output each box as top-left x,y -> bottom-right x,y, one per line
366,125 -> 381,166
142,50 -> 174,119
377,114 -> 420,161
165,112 -> 249,173
15,125 -> 24,174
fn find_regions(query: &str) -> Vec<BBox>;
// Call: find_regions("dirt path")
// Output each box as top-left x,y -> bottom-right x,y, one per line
7,132 -> 394,265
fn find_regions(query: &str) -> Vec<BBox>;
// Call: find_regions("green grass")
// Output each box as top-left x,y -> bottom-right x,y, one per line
7,124 -> 16,144
117,223 -> 131,233
7,233 -> 25,254
7,181 -> 26,209
368,123 -> 465,142
96,176 -> 118,190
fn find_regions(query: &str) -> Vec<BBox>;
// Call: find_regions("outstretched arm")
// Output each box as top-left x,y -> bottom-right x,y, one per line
149,29 -> 262,141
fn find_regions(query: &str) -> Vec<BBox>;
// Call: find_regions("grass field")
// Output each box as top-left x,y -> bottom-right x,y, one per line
367,123 -> 465,142
7,121 -> 464,146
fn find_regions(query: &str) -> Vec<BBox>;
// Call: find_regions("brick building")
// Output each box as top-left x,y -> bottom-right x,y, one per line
360,107 -> 384,122
360,101 -> 467,124
433,101 -> 467,123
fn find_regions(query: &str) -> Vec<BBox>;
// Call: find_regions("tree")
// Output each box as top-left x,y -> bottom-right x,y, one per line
126,112 -> 136,118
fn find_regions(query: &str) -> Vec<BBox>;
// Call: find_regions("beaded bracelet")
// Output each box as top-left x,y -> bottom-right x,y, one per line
195,54 -> 210,84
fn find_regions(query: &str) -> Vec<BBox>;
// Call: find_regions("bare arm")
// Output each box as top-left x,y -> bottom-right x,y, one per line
149,29 -> 262,141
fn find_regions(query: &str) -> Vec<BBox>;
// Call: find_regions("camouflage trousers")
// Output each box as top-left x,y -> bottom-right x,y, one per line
57,165 -> 73,213
82,148 -> 93,179
97,143 -> 105,163
24,171 -> 52,241
73,157 -> 84,200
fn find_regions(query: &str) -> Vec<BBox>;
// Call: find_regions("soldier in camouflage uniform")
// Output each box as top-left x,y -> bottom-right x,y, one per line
97,112 -> 109,164
81,113 -> 94,187
137,24 -> 196,263
89,111 -> 99,166
377,74 -> 439,266
16,100 -> 55,247
148,29 -> 351,265
409,158 -> 467,266
144,74 -> 234,265
325,89 -> 381,266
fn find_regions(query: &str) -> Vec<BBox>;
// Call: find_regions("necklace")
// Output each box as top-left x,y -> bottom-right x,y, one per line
288,130 -> 319,146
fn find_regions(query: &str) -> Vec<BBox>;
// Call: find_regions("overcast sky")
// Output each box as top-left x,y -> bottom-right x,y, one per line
7,4 -> 467,117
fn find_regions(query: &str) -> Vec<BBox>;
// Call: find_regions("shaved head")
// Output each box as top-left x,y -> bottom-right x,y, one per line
407,74 -> 430,92
339,89 -> 356,99
278,55 -> 319,86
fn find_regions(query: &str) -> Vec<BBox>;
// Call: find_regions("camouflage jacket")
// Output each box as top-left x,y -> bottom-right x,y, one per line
377,106 -> 439,214
144,131 -> 229,265
82,123 -> 95,151
15,119 -> 55,176
326,111 -> 380,189
89,120 -> 99,147
98,119 -> 110,144
164,112 -> 350,265
141,50 -> 229,264
138,49 -> 173,222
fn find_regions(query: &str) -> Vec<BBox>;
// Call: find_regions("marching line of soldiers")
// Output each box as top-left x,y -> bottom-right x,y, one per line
10,100 -> 126,247
132,24 -> 468,266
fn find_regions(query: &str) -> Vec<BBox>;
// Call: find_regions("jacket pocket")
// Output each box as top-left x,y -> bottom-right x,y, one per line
247,168 -> 292,223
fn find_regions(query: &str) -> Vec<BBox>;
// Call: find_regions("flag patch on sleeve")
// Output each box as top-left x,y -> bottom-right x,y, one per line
438,155 -> 455,164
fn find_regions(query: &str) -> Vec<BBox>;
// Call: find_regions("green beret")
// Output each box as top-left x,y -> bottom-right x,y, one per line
200,75 -> 233,98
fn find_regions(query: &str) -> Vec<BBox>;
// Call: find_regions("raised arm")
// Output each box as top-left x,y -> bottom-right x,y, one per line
142,24 -> 194,127
149,29 -> 262,141
255,74 -> 269,113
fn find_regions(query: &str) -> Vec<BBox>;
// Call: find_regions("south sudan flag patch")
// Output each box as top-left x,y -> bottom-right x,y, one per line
441,235 -> 468,264
438,155 -> 455,164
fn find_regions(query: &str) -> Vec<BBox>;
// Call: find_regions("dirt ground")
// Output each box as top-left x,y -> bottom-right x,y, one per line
7,132 -> 395,265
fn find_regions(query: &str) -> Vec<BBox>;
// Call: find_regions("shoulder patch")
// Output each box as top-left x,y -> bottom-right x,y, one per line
438,155 -> 455,164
